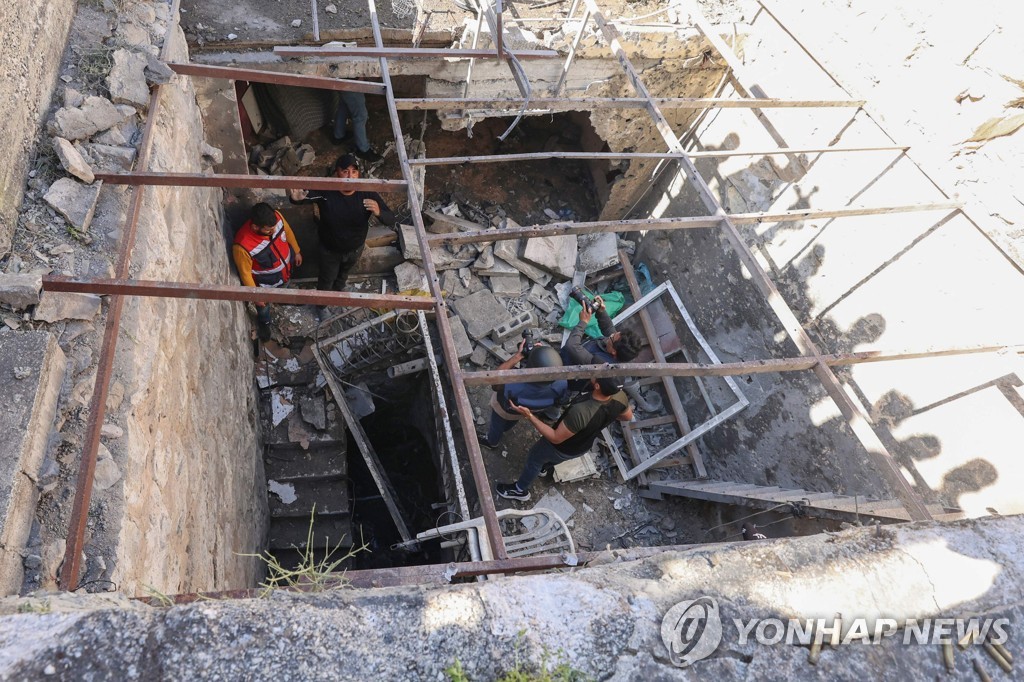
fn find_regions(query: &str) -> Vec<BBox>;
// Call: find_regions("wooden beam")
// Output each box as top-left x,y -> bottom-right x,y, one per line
94,172 -> 407,193
366,0 -> 508,560
394,96 -> 865,111
407,145 -> 909,165
273,45 -> 559,59
619,250 -> 706,477
460,344 -> 1021,384
587,0 -> 932,520
166,62 -> 387,94
427,202 -> 960,246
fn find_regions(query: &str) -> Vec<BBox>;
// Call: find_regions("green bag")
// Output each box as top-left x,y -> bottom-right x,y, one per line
558,291 -> 626,338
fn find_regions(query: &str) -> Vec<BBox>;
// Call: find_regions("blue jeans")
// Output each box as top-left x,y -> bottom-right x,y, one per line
486,409 -> 518,447
334,92 -> 369,153
515,439 -> 577,491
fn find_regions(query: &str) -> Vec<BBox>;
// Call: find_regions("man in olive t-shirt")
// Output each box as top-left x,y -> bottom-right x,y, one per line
496,377 -> 633,502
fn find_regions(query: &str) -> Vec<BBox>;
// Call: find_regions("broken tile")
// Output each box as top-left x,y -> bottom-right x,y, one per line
450,289 -> 514,340
447,315 -> 474,359
523,233 -> 578,279
270,387 -> 294,427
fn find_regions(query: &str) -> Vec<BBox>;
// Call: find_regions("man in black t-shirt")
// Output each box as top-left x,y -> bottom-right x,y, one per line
496,376 -> 633,502
288,154 -> 396,298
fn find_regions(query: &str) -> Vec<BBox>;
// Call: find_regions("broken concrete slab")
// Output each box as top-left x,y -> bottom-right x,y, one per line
43,178 -> 103,233
365,226 -> 397,248
523,233 -> 578,279
394,261 -> 427,292
93,445 -> 122,492
527,284 -> 558,314
34,292 -> 102,323
49,96 -> 125,141
299,394 -> 327,431
0,331 -> 66,594
143,54 -> 175,86
80,143 -> 137,172
0,273 -> 43,309
448,315 -> 474,359
351,246 -> 403,275
51,138 -> 94,184
422,209 -> 490,236
450,289 -> 514,340
532,488 -> 576,523
577,232 -> 619,272
488,273 -> 525,296
107,49 -> 150,109
398,223 -> 422,261
469,345 -> 488,366
476,257 -> 518,277
493,232 -> 553,286
471,245 -> 494,271
429,246 -> 476,271
553,451 -> 598,482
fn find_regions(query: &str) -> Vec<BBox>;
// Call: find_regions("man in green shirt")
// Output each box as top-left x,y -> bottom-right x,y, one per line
496,377 -> 633,502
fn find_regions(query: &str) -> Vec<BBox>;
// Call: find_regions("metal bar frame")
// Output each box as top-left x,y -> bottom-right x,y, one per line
52,0 -> 1016,595
393,96 -> 866,111
95,172 -> 407,193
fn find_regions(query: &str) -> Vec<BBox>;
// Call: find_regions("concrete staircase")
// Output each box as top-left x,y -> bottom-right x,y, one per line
645,479 -> 965,523
265,442 -> 353,569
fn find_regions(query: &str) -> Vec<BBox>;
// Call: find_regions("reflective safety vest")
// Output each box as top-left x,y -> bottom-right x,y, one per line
234,214 -> 294,287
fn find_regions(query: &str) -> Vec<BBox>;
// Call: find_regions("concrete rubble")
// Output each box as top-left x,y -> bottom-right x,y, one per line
51,138 -> 95,184
107,49 -> 150,109
33,292 -> 102,323
0,274 -> 43,309
42,178 -> 103,232
48,96 -> 126,141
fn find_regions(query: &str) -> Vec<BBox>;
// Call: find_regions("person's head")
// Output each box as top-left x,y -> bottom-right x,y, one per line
593,376 -> 623,398
525,345 -> 562,385
334,154 -> 360,194
250,203 -> 279,236
605,328 -> 642,362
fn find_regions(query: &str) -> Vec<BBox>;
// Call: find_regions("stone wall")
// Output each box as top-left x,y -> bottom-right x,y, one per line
101,23 -> 267,596
0,0 -> 77,254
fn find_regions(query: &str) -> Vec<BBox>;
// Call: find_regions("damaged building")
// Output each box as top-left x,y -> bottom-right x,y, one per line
0,0 -> 1021,678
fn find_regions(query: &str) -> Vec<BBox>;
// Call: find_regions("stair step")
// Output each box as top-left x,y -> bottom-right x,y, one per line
753,490 -> 818,502
269,516 -> 354,552
265,447 -> 347,482
269,479 -> 350,518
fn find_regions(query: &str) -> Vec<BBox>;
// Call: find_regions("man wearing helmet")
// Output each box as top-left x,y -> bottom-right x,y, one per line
480,341 -> 568,449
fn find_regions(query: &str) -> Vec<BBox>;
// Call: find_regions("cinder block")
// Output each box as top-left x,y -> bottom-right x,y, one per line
491,310 -> 532,342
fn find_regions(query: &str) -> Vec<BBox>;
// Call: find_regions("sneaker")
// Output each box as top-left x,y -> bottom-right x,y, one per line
355,147 -> 382,163
496,483 -> 530,502
333,131 -> 355,145
539,463 -> 553,478
475,428 -> 499,449
257,320 -> 272,342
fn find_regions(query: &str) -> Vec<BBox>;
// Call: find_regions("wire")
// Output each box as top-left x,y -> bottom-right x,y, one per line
722,514 -> 794,541
702,503 -> 791,535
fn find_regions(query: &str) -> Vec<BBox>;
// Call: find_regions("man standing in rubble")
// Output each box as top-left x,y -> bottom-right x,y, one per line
233,202 -> 303,340
561,295 -> 642,391
496,377 -> 633,502
288,154 -> 396,315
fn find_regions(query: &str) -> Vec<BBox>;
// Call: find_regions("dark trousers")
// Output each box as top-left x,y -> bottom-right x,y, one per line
317,245 -> 364,291
515,439 -> 581,491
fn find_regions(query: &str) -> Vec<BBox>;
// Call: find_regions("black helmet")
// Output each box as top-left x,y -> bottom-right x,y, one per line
526,345 -> 563,369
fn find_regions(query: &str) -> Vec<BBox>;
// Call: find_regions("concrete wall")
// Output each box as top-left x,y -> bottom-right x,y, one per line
102,24 -> 268,596
0,0 -> 77,254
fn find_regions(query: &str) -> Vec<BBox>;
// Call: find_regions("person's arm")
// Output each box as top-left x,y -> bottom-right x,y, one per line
593,296 -> 616,338
491,341 -> 525,392
509,403 -> 575,444
617,405 -> 634,422
363,192 -> 396,227
280,214 -> 303,266
562,305 -> 596,365
232,244 -> 257,288
287,188 -> 322,205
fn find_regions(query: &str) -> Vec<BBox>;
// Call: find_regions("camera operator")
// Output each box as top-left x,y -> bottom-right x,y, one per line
479,337 -> 568,449
560,291 -> 642,391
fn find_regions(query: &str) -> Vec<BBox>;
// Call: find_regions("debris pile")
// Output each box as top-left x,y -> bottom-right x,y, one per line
248,136 -> 317,176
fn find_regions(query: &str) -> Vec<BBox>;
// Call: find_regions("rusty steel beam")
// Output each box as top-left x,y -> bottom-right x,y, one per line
135,542 -> 703,601
166,62 -> 387,95
41,276 -> 435,310
59,0 -> 186,592
273,45 -> 558,59
366,0 -> 509,559
460,343 -> 1020,385
94,172 -> 407,193
429,215 -> 723,245
393,96 -> 865,111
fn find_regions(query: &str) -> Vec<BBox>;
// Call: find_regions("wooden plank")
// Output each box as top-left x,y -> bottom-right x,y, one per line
167,62 -> 387,94
95,172 -> 406,193
407,145 -> 909,165
316,349 -> 412,542
365,0 -> 508,560
273,45 -> 559,59
632,415 -> 677,429
619,251 -> 706,477
393,96 -> 864,111
585,0 -> 933,521
426,202 -> 959,246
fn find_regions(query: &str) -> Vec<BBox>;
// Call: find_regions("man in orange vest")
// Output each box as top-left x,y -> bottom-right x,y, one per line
233,202 -> 303,340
